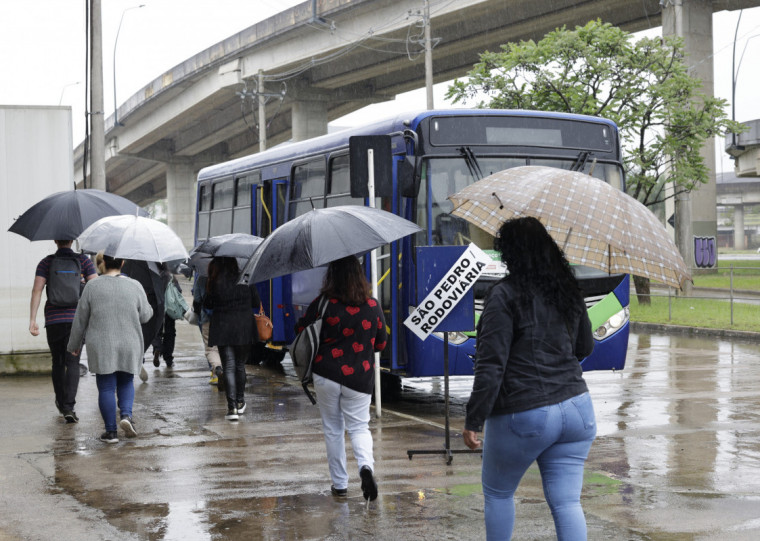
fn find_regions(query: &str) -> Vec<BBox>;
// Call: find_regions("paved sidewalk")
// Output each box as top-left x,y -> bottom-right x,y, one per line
2,321 -> 760,540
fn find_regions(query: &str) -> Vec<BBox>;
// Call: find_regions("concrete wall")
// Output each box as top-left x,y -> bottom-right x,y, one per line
1,106 -> 74,370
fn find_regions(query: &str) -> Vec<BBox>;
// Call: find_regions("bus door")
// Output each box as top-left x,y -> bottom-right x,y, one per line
254,178 -> 290,344
386,155 -> 408,373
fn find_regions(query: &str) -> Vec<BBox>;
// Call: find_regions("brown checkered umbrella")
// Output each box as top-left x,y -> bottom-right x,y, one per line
448,166 -> 691,289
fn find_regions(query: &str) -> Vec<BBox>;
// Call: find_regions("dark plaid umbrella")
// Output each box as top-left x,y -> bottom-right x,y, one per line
7,189 -> 145,241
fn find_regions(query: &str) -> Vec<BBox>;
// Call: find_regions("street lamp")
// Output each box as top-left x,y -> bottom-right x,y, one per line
113,4 -> 145,127
58,81 -> 81,105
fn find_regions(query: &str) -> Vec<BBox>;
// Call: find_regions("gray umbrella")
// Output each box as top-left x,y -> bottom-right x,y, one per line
77,215 -> 189,263
188,233 -> 263,276
190,233 -> 264,259
239,205 -> 422,284
7,189 -> 146,241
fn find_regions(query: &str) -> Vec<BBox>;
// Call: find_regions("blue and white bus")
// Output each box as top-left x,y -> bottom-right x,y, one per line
195,109 -> 630,389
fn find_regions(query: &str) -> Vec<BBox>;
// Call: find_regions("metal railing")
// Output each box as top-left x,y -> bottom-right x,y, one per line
633,265 -> 760,326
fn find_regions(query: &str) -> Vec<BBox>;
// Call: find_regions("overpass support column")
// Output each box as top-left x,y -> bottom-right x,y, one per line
291,100 -> 327,142
733,204 -> 745,250
166,162 -> 196,250
662,0 -> 716,268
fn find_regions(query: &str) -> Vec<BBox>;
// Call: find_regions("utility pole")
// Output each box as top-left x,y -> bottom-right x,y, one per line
90,0 -> 106,191
669,0 -> 693,294
258,70 -> 267,152
424,0 -> 434,110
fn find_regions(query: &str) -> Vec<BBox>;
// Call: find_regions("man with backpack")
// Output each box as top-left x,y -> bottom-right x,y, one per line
29,240 -> 98,423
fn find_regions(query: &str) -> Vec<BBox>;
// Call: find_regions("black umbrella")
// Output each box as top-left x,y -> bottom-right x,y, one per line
190,233 -> 264,259
239,205 -> 422,284
188,233 -> 264,276
188,253 -> 249,276
7,189 -> 146,241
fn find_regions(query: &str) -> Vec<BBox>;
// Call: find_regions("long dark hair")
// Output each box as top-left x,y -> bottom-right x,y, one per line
494,217 -> 584,324
321,256 -> 370,306
206,257 -> 239,292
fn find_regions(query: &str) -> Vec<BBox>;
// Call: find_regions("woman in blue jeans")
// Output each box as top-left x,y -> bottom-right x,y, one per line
68,254 -> 153,443
463,217 -> 596,541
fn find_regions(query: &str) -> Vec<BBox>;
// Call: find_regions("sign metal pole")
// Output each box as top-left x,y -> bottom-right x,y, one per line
367,148 -> 382,418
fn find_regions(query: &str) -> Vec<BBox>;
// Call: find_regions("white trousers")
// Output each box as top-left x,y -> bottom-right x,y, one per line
313,373 -> 374,490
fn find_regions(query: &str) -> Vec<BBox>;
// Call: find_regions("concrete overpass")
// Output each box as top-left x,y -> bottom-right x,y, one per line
74,0 -> 760,247
719,120 -> 760,248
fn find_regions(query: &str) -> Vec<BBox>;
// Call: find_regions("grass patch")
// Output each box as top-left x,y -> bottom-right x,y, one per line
691,260 -> 760,290
630,296 -> 760,332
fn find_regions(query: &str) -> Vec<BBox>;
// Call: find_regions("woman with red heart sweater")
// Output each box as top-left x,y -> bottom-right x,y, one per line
295,255 -> 387,501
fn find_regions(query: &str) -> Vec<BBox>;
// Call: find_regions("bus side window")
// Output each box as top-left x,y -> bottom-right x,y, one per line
233,172 -> 259,234
197,184 -> 211,242
209,179 -> 234,236
327,154 -> 363,207
290,159 -> 326,218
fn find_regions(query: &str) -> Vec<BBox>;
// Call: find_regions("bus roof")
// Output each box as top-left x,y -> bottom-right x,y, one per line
197,108 -> 619,182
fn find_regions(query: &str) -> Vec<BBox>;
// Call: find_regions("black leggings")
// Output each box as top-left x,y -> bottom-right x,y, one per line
218,345 -> 250,409
46,323 -> 80,412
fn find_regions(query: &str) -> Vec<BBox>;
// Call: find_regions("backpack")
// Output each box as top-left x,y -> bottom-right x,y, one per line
289,296 -> 329,405
47,255 -> 83,307
165,282 -> 189,320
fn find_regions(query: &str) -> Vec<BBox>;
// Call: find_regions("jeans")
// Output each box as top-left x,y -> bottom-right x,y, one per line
312,374 -> 374,490
46,323 -> 80,412
218,345 -> 249,409
95,372 -> 135,432
482,392 -> 597,541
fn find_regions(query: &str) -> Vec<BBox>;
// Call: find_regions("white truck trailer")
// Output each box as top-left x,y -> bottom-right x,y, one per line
1,105 -> 75,372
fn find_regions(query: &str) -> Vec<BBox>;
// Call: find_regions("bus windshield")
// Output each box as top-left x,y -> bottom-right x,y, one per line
419,156 -> 624,248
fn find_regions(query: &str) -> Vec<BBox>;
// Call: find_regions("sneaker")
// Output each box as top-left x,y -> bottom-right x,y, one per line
236,401 -> 246,414
99,431 -> 119,444
153,350 -> 160,367
215,366 -> 225,392
139,364 -> 148,382
360,466 -> 378,501
63,411 -> 79,424
55,399 -> 64,416
225,408 -> 239,421
330,485 -> 348,497
119,416 -> 138,438
208,371 -> 218,385
165,359 -> 174,368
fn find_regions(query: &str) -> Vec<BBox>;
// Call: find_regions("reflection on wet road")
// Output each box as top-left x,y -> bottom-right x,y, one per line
2,326 -> 760,540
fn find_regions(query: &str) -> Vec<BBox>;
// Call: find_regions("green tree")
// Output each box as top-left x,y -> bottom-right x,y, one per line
446,19 -> 742,300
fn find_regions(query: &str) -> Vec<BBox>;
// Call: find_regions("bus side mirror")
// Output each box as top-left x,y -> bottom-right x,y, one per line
349,135 -> 393,198
398,156 -> 421,198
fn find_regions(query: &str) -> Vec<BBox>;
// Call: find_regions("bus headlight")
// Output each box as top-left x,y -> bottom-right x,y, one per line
593,307 -> 629,340
433,331 -> 470,345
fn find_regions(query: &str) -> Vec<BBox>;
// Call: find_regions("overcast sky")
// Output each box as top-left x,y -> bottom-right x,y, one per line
1,1 -> 759,173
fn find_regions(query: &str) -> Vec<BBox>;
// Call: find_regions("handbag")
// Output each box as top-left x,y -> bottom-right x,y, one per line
254,303 -> 273,342
289,296 -> 329,404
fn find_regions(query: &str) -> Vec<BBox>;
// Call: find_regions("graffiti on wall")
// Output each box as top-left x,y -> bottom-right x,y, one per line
694,236 -> 716,268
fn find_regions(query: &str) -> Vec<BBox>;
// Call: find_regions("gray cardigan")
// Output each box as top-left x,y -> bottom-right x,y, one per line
67,275 -> 153,375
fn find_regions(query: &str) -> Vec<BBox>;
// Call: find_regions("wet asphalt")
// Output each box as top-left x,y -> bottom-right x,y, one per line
1,321 -> 760,540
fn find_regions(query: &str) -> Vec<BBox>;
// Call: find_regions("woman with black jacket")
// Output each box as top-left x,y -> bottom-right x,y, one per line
204,257 -> 261,421
463,217 -> 596,541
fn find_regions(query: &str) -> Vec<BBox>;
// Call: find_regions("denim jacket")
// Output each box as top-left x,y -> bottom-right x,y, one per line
191,275 -> 212,326
464,279 -> 593,432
